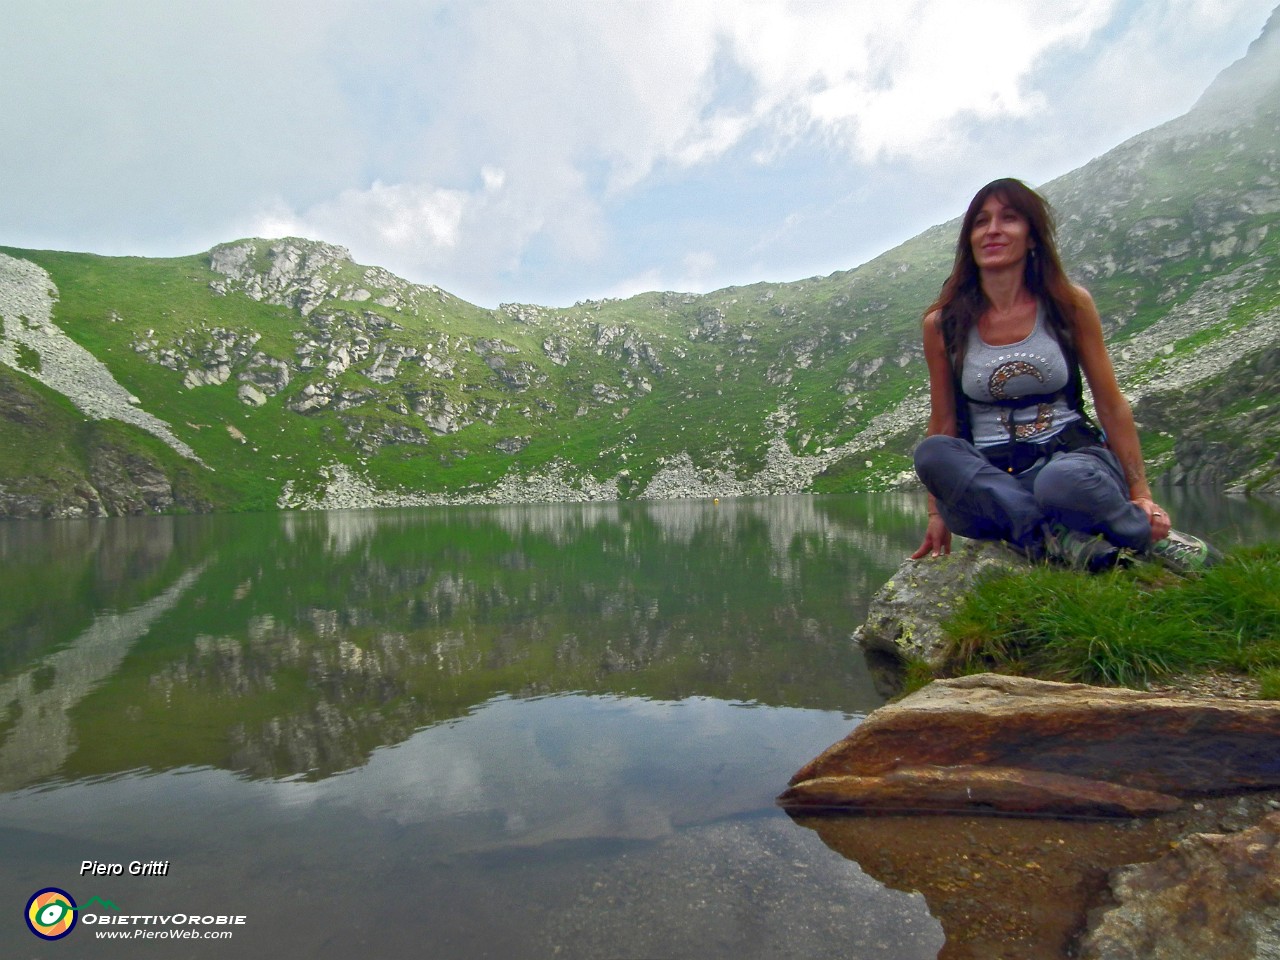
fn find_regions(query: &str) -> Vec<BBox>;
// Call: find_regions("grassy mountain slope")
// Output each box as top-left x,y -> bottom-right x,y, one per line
1,11 -> 1277,517
0,232 -> 956,515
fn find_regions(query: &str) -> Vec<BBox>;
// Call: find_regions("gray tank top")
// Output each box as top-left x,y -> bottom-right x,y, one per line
961,304 -> 1081,448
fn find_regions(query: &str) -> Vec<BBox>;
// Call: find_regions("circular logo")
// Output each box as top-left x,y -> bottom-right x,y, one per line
25,888 -> 78,940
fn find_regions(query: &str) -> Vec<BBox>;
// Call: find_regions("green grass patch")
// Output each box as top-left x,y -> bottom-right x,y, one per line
944,544 -> 1280,688
1138,430 -> 1177,465
14,344 -> 41,374
812,449 -> 914,494
1258,669 -> 1280,700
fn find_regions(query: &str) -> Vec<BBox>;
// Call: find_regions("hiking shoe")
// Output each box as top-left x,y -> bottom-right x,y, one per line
1147,528 -> 1222,575
1042,522 -> 1120,572
1005,536 -> 1047,564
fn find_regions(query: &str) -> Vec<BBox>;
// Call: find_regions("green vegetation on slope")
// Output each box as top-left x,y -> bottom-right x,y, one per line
0,363 -> 236,513
0,239 -> 957,510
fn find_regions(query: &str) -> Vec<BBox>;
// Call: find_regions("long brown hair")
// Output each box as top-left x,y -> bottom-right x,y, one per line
927,178 -> 1084,372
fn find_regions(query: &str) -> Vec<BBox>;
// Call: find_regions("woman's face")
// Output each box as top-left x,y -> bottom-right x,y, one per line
970,194 -> 1035,271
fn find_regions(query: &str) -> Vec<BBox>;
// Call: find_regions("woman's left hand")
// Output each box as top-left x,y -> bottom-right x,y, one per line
1134,497 -> 1171,541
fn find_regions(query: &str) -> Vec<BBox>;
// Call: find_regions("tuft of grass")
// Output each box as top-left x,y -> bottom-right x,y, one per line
898,656 -> 939,697
1257,669 -> 1280,700
15,343 -> 41,373
943,544 -> 1280,688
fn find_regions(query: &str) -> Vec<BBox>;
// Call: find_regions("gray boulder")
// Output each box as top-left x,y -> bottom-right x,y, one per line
854,539 -> 1023,669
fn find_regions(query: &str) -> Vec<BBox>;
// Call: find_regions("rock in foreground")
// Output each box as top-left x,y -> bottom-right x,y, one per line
781,673 -> 1280,817
853,540 -> 1022,669
792,793 -> 1280,960
786,765 -> 1181,818
1081,811 -> 1280,960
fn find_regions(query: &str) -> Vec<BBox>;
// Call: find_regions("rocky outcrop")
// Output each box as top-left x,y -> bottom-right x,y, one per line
277,459 -> 623,511
1081,812 -> 1280,960
84,443 -> 180,515
0,382 -> 205,519
133,326 -> 298,404
0,270 -> 214,520
209,239 -> 437,316
541,335 -> 571,366
689,306 -> 729,342
287,381 -> 375,415
781,673 -> 1280,817
1135,342 -> 1280,494
853,540 -> 1022,668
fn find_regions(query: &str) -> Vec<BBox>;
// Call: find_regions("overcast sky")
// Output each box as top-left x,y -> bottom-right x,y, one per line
1,1 -> 1274,308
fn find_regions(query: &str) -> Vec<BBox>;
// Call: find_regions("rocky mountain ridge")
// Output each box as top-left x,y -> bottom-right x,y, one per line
0,9 -> 1278,517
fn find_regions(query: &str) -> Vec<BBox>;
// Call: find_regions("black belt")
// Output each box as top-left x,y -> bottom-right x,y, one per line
981,419 -> 1104,474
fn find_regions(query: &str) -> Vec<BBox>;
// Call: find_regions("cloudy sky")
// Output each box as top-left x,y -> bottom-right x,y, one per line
2,1 -> 1274,308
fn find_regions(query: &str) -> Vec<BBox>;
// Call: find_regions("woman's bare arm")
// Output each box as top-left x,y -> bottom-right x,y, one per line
1070,286 -> 1170,540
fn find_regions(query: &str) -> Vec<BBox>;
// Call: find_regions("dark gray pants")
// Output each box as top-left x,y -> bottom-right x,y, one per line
914,434 -> 1152,552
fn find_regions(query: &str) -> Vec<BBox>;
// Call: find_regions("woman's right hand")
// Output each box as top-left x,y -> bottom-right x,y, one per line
911,514 -> 952,559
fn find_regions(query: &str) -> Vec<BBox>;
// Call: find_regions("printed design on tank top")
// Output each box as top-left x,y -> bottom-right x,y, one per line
982,357 -> 1056,441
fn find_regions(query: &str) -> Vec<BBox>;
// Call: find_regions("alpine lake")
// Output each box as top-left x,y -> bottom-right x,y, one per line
3,491 -> 1279,959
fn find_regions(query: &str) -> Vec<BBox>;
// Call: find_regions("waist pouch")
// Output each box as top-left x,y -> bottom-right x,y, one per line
981,419 -> 1104,475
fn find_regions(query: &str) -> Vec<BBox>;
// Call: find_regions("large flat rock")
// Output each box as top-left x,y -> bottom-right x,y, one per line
782,765 -> 1181,817
782,673 -> 1280,817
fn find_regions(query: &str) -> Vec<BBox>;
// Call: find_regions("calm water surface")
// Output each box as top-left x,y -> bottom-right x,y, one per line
2,492 -> 1277,958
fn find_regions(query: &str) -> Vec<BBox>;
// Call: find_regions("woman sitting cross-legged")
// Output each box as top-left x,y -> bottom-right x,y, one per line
911,177 -> 1216,573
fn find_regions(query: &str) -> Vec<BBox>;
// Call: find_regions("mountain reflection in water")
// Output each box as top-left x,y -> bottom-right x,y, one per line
0,495 -> 921,787
0,492 -> 1274,958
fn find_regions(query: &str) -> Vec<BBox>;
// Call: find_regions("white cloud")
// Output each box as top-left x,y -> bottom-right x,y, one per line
254,182 -> 468,254
231,0 -> 1130,298
716,0 -> 1119,162
681,250 -> 719,285
0,0 -> 1273,306
605,249 -> 721,300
